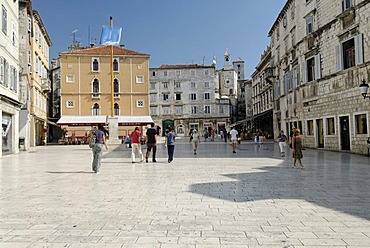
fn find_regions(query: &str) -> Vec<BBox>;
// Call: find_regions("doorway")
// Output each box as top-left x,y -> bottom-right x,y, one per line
340,116 -> 350,151
316,119 -> 324,148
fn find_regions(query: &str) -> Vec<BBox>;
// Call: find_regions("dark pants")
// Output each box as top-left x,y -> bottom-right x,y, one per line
146,143 -> 157,161
167,145 -> 175,161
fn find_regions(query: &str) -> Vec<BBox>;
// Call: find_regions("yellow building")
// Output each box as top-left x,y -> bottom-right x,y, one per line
58,45 -> 152,140
30,10 -> 52,146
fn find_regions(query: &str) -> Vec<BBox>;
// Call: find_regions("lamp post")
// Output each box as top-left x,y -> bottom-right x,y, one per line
359,79 -> 370,99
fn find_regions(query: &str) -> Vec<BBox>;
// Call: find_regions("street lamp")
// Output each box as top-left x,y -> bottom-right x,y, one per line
359,80 -> 370,99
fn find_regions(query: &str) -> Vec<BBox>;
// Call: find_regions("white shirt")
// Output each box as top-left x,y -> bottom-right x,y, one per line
230,129 -> 238,140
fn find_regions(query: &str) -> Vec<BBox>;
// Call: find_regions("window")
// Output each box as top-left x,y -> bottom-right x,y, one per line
66,100 -> 74,108
336,34 -> 363,71
163,93 -> 169,101
10,66 -> 16,92
163,106 -> 170,115
191,70 -> 196,76
307,120 -> 314,135
136,76 -> 144,84
176,70 -> 181,76
204,82 -> 209,88
150,82 -> 156,90
27,16 -> 31,32
150,106 -> 157,115
152,71 -> 156,76
92,103 -> 100,115
191,106 -> 198,114
283,15 -> 287,28
342,0 -> 352,11
205,70 -> 209,75
92,78 -> 100,98
327,118 -> 335,135
113,58 -> 119,72
175,93 -> 181,101
66,75 -> 74,83
204,92 -> 210,100
150,93 -> 157,102
191,82 -> 196,88
163,82 -> 169,88
2,5 -> 7,35
355,114 -> 367,134
306,16 -> 314,35
114,103 -> 120,115
204,105 -> 211,114
92,58 -> 99,71
175,106 -> 182,115
136,100 -> 144,108
114,78 -> 119,97
190,93 -> 196,101
12,21 -> 16,46
175,82 -> 181,88
291,27 -> 296,47
163,71 -> 167,76
3,59 -> 8,87
303,55 -> 321,83
0,57 -> 4,84
137,64 -> 142,70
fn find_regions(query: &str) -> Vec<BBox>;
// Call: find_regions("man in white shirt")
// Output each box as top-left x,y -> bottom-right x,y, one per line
229,127 -> 239,153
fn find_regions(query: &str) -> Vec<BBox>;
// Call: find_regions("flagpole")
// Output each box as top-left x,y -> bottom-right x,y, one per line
110,16 -> 114,117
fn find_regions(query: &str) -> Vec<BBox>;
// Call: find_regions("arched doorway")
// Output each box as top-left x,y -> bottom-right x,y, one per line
162,119 -> 174,136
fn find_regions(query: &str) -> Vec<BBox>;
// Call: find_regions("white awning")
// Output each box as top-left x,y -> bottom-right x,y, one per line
117,116 -> 154,126
57,115 -> 154,126
57,115 -> 107,126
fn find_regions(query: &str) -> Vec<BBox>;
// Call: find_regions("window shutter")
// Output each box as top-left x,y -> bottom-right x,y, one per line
284,74 -> 288,95
336,45 -> 343,72
355,33 -> 364,65
293,66 -> 298,88
314,54 -> 321,80
302,60 -> 307,84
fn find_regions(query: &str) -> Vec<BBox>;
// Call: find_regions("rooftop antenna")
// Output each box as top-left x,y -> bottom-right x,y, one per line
71,29 -> 80,47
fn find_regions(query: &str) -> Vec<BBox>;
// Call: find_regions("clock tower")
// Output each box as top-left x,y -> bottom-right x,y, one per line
219,49 -> 237,97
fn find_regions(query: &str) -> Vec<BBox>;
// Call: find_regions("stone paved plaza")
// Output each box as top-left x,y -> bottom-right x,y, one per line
1,138 -> 370,247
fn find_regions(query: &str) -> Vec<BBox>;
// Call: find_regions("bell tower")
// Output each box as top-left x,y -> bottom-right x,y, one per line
224,49 -> 231,70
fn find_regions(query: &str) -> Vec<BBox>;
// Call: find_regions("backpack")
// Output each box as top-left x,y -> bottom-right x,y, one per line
89,134 -> 96,148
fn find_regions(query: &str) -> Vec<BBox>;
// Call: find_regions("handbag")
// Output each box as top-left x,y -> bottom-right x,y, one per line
89,134 -> 96,148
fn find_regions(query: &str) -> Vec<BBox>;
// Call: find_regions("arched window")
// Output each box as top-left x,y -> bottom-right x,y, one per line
93,103 -> 100,115
113,58 -> 119,72
114,78 -> 119,97
114,103 -> 120,116
92,78 -> 99,97
92,58 -> 99,71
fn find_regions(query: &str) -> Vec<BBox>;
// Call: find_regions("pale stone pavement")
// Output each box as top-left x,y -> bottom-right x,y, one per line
1,138 -> 370,247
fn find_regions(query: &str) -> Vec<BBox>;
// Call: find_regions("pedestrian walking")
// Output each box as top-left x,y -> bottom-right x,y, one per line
229,127 -> 238,153
145,123 -> 158,163
257,129 -> 264,147
292,128 -> 305,169
130,127 -> 144,163
276,130 -> 288,157
91,124 -> 108,173
223,129 -> 228,142
191,129 -> 200,155
165,127 -> 176,163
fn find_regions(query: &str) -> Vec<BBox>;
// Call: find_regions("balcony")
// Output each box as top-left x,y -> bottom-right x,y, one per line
41,78 -> 51,93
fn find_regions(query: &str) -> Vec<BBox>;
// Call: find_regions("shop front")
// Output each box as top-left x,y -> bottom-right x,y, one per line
2,113 -> 13,154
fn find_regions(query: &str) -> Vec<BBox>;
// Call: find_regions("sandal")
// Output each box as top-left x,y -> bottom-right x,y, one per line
300,166 -> 305,170
292,165 -> 297,169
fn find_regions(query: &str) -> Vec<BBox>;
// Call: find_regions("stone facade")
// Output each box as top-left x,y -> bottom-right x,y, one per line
266,0 -> 370,154
149,64 -> 230,137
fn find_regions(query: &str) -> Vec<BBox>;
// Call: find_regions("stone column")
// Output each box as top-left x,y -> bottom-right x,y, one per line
107,116 -> 121,145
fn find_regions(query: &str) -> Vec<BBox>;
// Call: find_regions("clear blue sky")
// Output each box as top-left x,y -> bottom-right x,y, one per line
33,0 -> 286,77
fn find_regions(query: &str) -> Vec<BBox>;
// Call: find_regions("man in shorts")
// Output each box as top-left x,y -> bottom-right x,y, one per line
230,127 -> 239,153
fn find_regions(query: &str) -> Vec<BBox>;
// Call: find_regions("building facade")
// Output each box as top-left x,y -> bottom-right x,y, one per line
251,47 -> 274,136
58,45 -> 151,139
149,64 -> 230,137
0,0 -> 21,157
267,0 -> 370,154
29,10 -> 51,146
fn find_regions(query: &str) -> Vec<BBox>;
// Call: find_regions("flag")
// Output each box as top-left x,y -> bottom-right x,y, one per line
100,25 -> 122,46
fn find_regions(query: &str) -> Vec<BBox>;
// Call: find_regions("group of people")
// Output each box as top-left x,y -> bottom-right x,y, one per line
276,127 -> 304,169
90,124 -> 305,173
90,123 -> 177,173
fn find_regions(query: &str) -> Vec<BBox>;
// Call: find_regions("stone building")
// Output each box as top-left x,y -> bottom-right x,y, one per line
28,10 -> 52,146
149,64 -> 230,137
0,0 -> 21,157
57,45 -> 153,143
266,0 -> 370,154
251,47 -> 274,136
